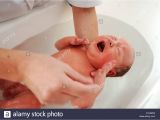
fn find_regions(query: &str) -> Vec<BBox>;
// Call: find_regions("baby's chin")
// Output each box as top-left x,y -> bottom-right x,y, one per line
86,49 -> 102,69
87,55 -> 104,69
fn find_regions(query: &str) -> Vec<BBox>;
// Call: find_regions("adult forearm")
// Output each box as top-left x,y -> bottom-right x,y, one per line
72,7 -> 99,41
0,48 -> 28,82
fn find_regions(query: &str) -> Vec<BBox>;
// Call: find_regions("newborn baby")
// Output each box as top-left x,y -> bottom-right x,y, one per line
0,35 -> 134,108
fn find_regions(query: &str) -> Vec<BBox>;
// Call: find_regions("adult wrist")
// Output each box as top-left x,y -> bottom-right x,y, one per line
17,51 -> 39,83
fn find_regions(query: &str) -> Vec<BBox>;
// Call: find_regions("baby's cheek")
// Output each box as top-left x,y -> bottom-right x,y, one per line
96,59 -> 105,68
92,58 -> 107,69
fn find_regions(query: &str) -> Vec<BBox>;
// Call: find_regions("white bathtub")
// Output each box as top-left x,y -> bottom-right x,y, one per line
14,14 -> 153,108
1,0 -> 159,108
0,0 -> 71,49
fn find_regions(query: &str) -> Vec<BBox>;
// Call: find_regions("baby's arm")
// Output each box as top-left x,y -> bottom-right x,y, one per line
55,36 -> 89,50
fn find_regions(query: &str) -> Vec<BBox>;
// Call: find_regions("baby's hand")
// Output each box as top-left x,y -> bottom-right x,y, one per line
55,36 -> 90,50
70,38 -> 89,46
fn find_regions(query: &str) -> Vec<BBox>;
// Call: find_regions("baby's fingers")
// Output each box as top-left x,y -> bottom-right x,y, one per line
70,38 -> 89,45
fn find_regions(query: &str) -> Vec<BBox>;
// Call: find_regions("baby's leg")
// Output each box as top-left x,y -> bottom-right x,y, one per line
0,79 -> 41,108
0,79 -> 16,90
3,82 -> 28,99
0,90 -> 41,109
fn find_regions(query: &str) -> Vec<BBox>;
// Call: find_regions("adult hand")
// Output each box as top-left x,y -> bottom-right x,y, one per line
19,53 -> 96,105
70,61 -> 116,108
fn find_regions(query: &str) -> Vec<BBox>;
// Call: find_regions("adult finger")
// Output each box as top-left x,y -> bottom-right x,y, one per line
102,60 -> 116,74
71,97 -> 94,109
42,92 -> 76,105
93,61 -> 116,86
61,76 -> 99,97
64,65 -> 93,84
93,69 -> 105,85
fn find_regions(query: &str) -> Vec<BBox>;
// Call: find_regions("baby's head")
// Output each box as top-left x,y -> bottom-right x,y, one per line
86,35 -> 134,77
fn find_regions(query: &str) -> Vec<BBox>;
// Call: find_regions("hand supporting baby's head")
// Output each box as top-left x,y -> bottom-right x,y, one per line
86,35 -> 135,77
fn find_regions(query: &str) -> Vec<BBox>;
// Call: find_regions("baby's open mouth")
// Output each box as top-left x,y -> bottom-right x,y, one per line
97,41 -> 105,52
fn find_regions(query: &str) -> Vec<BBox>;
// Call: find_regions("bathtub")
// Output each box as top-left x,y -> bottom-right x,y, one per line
0,0 -> 71,49
14,15 -> 153,109
0,0 -> 159,108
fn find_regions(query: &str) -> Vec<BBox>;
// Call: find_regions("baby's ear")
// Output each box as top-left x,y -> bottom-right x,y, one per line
106,69 -> 117,77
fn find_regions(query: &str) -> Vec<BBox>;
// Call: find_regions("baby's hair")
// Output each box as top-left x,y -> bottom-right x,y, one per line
103,34 -> 135,77
115,66 -> 131,77
106,66 -> 131,77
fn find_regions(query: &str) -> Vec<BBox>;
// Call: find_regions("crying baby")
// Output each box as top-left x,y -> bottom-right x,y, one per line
0,35 -> 134,108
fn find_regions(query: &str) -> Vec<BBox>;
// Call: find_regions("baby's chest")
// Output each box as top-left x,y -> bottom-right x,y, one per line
57,48 -> 95,77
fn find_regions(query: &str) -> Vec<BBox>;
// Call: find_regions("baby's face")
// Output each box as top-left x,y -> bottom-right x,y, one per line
86,35 -> 134,69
